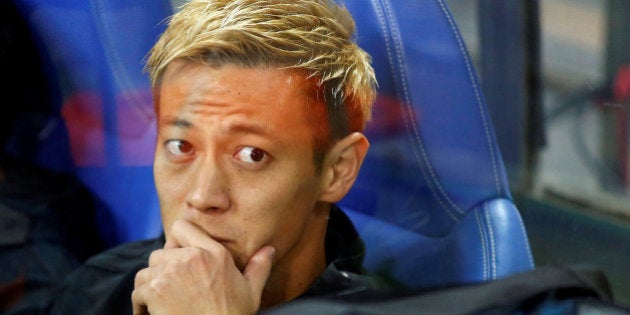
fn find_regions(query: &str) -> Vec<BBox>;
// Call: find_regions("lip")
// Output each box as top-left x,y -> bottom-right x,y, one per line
208,234 -> 233,244
182,212 -> 234,243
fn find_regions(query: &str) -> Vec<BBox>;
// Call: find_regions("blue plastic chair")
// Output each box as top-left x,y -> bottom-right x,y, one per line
338,0 -> 534,288
12,0 -> 533,289
11,0 -> 170,244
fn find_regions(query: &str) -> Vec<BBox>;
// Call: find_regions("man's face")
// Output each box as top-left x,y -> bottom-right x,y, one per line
154,61 -> 329,270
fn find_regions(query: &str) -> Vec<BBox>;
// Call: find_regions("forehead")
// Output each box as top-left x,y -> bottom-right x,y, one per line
157,61 -> 323,139
159,61 -> 307,104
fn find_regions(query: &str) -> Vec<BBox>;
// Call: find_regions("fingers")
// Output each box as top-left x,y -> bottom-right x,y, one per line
132,263 -> 156,314
243,246 -> 276,297
131,289 -> 149,315
164,220 -> 236,268
147,247 -> 191,268
135,220 -> 276,314
132,274 -> 151,315
134,258 -> 165,286
166,219 -> 220,250
147,243 -> 276,294
148,248 -> 168,267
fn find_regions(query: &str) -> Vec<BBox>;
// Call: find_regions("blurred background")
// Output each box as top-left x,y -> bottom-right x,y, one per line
2,0 -> 628,310
447,0 -> 630,305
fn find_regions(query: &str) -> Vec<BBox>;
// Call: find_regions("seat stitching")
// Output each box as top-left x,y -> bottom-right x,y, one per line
90,0 -> 155,123
483,203 -> 498,279
474,208 -> 489,280
436,0 -> 502,195
371,0 -> 455,220
379,0 -> 463,218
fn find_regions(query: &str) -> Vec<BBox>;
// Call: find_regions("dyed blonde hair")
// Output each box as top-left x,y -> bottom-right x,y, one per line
146,0 -> 376,142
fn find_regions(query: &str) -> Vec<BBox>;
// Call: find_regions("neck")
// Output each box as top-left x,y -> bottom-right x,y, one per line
259,203 -> 331,309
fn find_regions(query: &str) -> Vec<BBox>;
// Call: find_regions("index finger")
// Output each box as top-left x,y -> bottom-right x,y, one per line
165,219 -> 223,252
131,287 -> 149,315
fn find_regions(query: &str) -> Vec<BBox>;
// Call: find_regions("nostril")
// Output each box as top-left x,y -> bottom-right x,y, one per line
186,197 -> 230,214
202,206 -> 222,213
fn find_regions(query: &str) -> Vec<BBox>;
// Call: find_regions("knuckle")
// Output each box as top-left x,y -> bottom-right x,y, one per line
185,246 -> 206,261
131,288 -> 140,302
162,260 -> 181,275
204,244 -> 231,266
214,244 -> 230,258
148,250 -> 161,266
134,268 -> 146,286
148,277 -> 168,292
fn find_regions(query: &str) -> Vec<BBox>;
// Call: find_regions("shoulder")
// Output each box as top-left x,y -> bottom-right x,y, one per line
47,237 -> 163,315
83,237 -> 163,272
270,267 -> 630,315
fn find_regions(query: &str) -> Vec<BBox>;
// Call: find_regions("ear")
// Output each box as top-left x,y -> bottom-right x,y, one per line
319,132 -> 369,203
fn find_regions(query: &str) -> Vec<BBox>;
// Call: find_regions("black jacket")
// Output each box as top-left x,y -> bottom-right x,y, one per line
46,205 -> 389,314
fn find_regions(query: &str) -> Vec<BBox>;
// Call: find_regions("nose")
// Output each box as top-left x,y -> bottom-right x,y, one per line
186,156 -> 231,213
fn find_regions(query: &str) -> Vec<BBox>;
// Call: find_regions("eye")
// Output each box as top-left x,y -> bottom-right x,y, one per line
165,139 -> 195,157
234,146 -> 267,164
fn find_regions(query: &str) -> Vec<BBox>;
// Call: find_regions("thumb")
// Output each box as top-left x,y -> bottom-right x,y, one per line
243,246 -> 275,296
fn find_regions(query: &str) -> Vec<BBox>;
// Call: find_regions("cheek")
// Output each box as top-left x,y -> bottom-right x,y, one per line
154,159 -> 188,232
244,171 -> 320,243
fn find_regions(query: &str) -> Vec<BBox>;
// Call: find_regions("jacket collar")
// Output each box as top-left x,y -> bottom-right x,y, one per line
300,205 -> 369,298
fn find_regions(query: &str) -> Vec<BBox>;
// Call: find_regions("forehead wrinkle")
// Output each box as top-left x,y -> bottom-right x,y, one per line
219,120 -> 289,147
161,109 -> 286,147
221,123 -> 269,137
159,115 -> 194,130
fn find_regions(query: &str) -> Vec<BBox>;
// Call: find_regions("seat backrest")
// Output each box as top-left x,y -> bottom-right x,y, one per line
12,0 -> 534,288
11,0 -> 170,245
337,0 -> 534,288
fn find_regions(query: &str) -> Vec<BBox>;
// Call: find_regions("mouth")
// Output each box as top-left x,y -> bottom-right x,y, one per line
182,213 -> 234,244
209,235 -> 233,244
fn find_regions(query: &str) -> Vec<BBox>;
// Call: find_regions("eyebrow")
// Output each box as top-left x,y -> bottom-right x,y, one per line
223,123 -> 270,137
161,116 -> 273,139
165,118 -> 192,128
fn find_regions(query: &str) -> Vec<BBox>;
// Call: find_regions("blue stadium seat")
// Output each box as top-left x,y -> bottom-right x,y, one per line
12,0 -> 533,288
339,0 -> 534,288
11,0 -> 170,244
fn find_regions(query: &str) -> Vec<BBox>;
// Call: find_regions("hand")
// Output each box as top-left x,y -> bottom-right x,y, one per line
132,219 -> 275,315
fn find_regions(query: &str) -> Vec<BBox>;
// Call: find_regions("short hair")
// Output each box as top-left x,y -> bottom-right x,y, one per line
146,0 -> 376,151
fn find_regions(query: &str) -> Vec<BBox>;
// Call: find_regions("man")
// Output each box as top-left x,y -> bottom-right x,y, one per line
48,0 -> 384,314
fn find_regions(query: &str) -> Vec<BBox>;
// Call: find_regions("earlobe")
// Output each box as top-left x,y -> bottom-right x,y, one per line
319,132 -> 369,203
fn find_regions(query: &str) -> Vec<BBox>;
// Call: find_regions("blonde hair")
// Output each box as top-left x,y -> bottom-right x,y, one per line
146,0 -> 376,138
